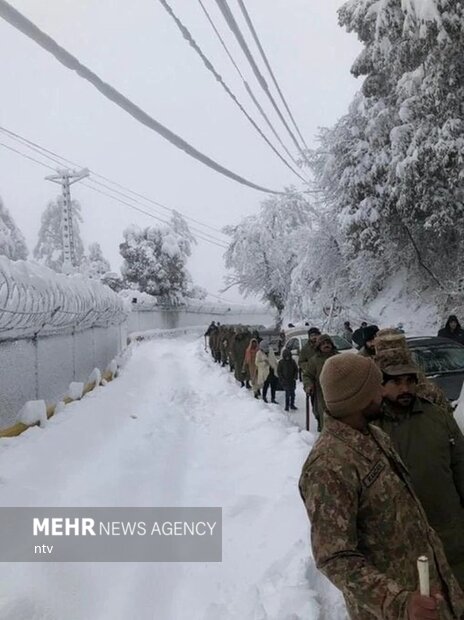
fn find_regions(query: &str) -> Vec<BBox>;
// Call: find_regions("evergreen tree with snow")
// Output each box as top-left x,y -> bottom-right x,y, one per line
81,242 -> 111,279
119,212 -> 197,305
224,189 -> 312,321
33,197 -> 85,272
0,196 -> 28,260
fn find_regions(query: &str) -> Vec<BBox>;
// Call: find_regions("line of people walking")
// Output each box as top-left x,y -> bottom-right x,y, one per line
204,322 -> 298,412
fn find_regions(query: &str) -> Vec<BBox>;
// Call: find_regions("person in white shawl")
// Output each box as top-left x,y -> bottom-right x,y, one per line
255,342 -> 279,403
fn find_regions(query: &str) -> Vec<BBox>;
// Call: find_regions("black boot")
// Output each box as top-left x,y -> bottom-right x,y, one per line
246,381 -> 251,389
240,381 -> 245,388
263,396 -> 268,403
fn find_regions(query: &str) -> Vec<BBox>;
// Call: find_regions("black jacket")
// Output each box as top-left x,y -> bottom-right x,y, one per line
277,357 -> 299,390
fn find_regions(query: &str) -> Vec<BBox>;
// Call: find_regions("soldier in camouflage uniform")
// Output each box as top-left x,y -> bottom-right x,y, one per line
220,329 -> 230,367
299,353 -> 464,620
227,327 -> 236,373
298,327 -> 321,375
204,322 -> 218,360
302,334 -> 338,431
232,327 -> 251,387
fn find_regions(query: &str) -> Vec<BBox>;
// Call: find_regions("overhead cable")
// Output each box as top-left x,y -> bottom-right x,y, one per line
197,0 -> 303,172
214,0 -> 307,160
0,141 -> 55,171
236,0 -> 310,151
80,182 -> 229,249
0,0 -> 281,195
157,0 -> 306,182
0,125 -> 228,238
0,140 -> 229,249
1,128 -> 227,246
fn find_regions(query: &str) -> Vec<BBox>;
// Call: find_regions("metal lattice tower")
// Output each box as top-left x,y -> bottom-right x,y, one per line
45,168 -> 89,274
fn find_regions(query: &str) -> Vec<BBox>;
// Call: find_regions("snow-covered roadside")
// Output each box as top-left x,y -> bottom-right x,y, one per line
0,336 -> 345,620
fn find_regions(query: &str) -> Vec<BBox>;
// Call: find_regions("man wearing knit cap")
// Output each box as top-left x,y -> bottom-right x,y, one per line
299,353 -> 464,620
302,334 -> 338,432
376,347 -> 464,590
358,324 -> 379,358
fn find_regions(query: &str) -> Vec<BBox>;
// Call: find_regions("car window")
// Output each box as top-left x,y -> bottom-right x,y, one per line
411,346 -> 464,374
330,335 -> 352,351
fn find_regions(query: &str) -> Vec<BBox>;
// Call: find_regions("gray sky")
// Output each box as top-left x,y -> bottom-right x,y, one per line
0,0 -> 361,302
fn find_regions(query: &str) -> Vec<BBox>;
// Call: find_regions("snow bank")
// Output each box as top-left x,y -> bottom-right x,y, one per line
67,382 -> 84,400
365,272 -> 441,335
287,271 -> 444,337
88,368 -> 102,386
18,400 -> 47,427
0,256 -> 128,341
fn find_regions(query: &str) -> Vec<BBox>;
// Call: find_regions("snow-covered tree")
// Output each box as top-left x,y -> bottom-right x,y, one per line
224,189 -> 312,320
101,271 -> 126,293
119,212 -> 197,305
33,197 -> 85,272
304,0 -> 464,305
81,242 -> 111,279
0,196 -> 28,260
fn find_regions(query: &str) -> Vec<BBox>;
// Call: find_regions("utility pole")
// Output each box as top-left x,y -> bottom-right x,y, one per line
45,168 -> 89,275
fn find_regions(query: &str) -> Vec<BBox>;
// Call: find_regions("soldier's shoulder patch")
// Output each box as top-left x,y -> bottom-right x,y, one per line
363,460 -> 386,488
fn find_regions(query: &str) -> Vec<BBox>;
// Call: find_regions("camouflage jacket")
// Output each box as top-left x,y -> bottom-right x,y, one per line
299,414 -> 464,620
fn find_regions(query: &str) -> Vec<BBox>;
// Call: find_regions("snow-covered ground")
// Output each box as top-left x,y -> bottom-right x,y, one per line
0,336 -> 345,620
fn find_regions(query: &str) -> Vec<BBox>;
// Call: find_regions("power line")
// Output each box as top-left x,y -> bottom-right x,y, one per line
197,0 -> 302,171
213,0 -> 307,160
0,125 -> 228,241
157,0 -> 306,183
3,129 -> 227,246
235,0 -> 310,152
80,182 -> 229,249
0,140 -> 229,249
0,0 -> 282,195
0,141 -> 55,171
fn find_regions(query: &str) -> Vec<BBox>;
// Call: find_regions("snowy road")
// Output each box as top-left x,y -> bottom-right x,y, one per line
0,337 -> 345,620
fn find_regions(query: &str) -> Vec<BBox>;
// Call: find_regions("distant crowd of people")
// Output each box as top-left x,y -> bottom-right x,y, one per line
204,322 -> 297,412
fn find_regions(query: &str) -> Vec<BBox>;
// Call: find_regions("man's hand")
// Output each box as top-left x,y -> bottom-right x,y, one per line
305,385 -> 314,396
407,590 -> 443,620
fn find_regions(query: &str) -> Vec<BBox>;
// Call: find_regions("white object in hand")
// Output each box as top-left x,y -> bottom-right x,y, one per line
417,555 -> 430,596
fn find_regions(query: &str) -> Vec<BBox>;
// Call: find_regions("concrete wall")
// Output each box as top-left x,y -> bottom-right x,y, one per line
0,323 -> 128,430
127,308 -> 275,334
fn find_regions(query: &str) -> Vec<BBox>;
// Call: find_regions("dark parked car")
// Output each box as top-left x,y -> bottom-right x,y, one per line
406,337 -> 464,403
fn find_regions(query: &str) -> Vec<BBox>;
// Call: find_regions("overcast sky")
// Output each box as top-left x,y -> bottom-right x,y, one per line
0,0 -> 361,303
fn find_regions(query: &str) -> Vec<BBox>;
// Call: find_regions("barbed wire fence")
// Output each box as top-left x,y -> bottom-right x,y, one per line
0,258 -> 127,341
0,258 -> 129,428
